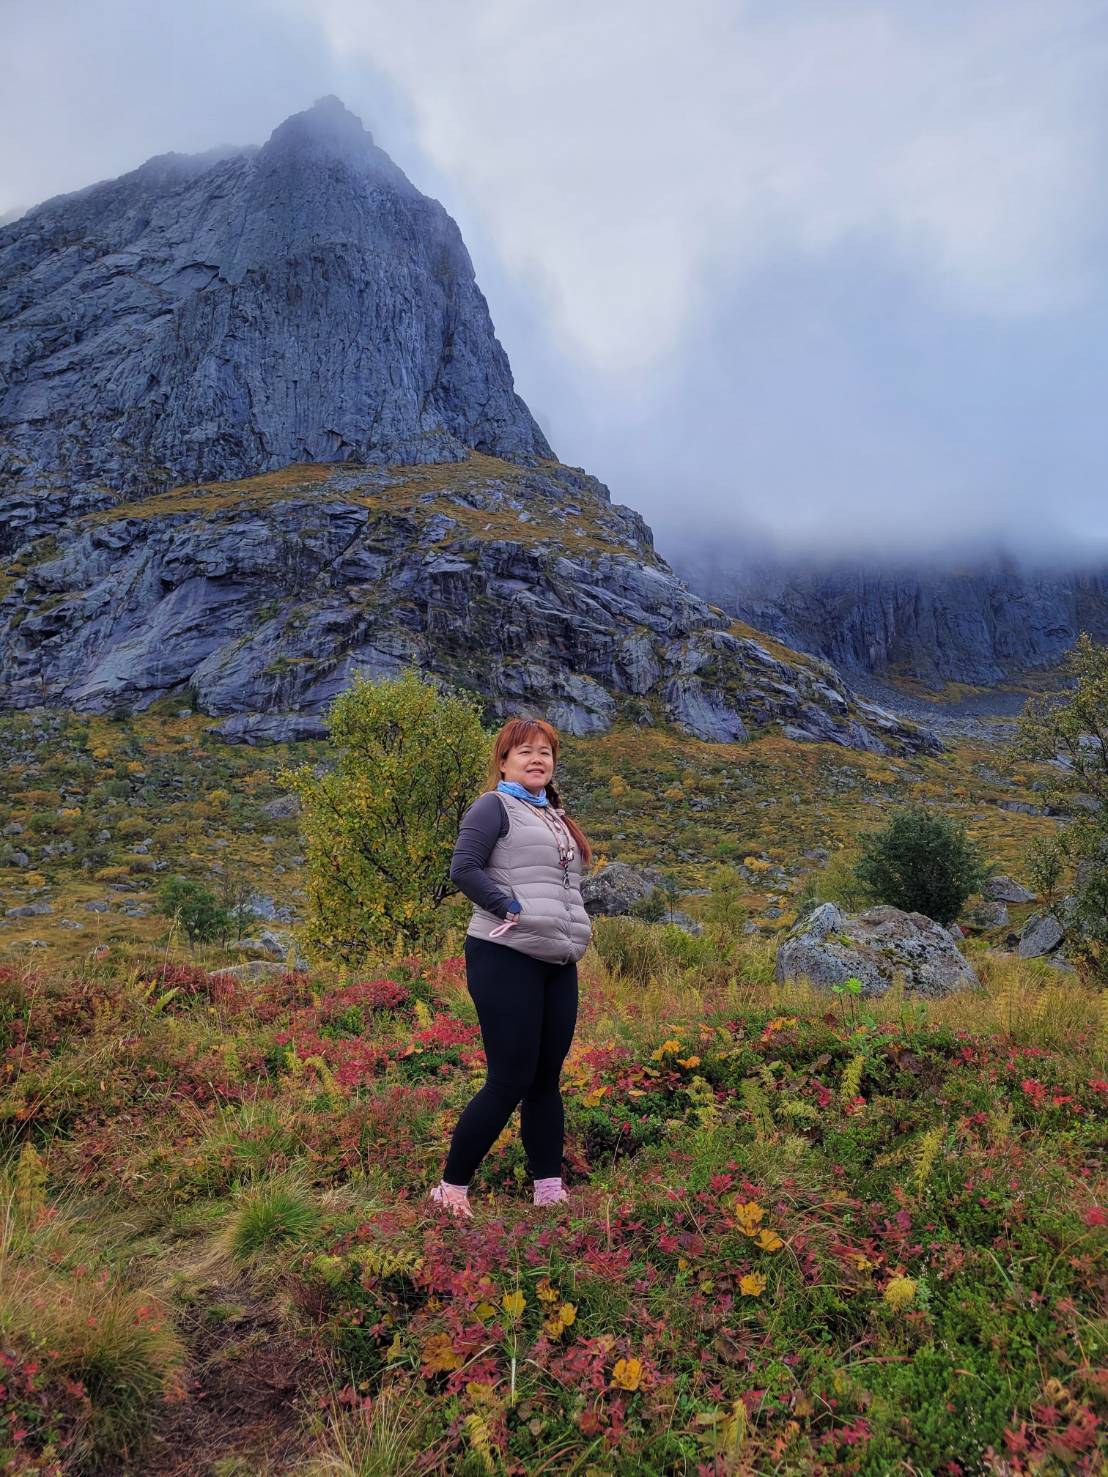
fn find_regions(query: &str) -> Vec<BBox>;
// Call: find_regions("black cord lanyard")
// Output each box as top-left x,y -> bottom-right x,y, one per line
535,806 -> 576,888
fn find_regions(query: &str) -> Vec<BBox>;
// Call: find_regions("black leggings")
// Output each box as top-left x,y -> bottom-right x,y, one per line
442,935 -> 579,1184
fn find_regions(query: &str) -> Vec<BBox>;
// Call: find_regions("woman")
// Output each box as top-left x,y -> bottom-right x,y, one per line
429,717 -> 593,1218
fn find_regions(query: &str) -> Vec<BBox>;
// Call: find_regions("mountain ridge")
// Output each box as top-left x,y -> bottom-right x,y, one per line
0,99 -> 937,757
671,546 -> 1108,692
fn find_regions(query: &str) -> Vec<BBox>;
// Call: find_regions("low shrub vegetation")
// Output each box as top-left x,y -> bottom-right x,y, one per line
1,932 -> 1103,1474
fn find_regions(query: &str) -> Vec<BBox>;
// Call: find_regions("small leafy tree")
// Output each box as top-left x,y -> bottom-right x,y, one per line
1011,633 -> 1108,975
215,870 -> 259,940
853,805 -> 989,926
659,872 -> 681,923
278,668 -> 489,965
698,866 -> 749,958
157,876 -> 231,944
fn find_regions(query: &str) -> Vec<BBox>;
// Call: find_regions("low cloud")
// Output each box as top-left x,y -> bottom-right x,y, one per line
5,0 -> 1108,561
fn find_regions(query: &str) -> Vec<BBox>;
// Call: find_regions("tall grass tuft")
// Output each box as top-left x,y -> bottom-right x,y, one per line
0,1189 -> 184,1470
299,1380 -> 438,1476
225,1178 -> 322,1262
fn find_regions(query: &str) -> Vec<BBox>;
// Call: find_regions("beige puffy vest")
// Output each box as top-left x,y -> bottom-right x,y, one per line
465,792 -> 593,965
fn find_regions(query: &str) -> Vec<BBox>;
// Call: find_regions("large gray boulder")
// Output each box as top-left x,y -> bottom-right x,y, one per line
261,793 -> 301,820
983,875 -> 1036,904
207,959 -> 303,982
581,862 -> 666,918
775,902 -> 979,998
1018,913 -> 1065,958
964,899 -> 1009,930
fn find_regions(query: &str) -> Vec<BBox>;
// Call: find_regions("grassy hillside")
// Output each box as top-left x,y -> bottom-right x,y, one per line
1,707 -> 1105,1474
0,708 -> 1064,967
2,931 -> 1104,1474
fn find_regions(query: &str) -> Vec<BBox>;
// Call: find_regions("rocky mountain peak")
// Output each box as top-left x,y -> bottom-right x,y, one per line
259,95 -> 397,177
0,99 -> 551,496
0,105 -> 940,758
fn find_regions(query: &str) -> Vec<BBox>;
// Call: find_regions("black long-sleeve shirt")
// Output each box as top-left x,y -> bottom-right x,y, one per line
449,792 -> 515,918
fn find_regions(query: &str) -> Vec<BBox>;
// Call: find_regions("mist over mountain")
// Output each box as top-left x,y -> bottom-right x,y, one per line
671,540 -> 1108,690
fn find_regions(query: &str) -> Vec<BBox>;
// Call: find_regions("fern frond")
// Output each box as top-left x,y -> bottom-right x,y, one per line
740,1078 -> 775,1141
779,1098 -> 820,1123
840,1053 -> 865,1103
463,1412 -> 497,1472
908,1124 -> 946,1198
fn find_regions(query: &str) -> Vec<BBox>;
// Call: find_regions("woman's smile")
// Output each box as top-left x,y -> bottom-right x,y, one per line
502,742 -> 555,790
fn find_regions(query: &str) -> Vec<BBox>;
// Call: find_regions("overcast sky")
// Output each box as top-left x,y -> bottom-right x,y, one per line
5,0 -> 1108,563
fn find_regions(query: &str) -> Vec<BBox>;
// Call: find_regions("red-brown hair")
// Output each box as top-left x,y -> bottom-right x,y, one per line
484,717 -> 592,867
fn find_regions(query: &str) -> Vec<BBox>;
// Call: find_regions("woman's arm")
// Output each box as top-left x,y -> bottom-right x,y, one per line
449,793 -> 518,918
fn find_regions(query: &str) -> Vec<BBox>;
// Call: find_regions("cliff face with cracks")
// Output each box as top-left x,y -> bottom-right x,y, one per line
0,95 -> 550,498
673,550 -> 1108,690
0,455 -> 937,753
0,98 -> 937,755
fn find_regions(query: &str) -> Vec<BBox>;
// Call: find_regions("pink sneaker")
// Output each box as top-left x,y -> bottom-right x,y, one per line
429,1180 -> 474,1219
533,1177 -> 568,1206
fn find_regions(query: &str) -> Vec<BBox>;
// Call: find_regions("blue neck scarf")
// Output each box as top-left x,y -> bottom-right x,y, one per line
497,779 -> 549,807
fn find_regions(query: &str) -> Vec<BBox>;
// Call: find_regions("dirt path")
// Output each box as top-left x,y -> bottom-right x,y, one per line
141,1274 -> 322,1477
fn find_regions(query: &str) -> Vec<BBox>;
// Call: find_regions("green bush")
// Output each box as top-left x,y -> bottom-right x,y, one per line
157,875 -> 231,944
853,805 -> 989,926
278,667 -> 488,965
591,916 -> 712,982
629,888 -> 666,923
227,1182 -> 321,1261
697,866 -> 749,956
797,852 -> 871,914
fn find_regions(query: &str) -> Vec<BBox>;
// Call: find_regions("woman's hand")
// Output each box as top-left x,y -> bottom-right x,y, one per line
489,898 -> 523,938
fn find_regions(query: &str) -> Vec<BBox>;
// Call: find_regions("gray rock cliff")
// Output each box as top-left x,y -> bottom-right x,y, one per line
0,100 -> 939,756
0,95 -> 550,498
672,549 -> 1108,689
0,456 -> 938,752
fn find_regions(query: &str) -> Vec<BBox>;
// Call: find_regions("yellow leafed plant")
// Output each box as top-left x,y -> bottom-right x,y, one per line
501,1289 -> 526,1321
421,1333 -> 463,1372
611,1357 -> 644,1391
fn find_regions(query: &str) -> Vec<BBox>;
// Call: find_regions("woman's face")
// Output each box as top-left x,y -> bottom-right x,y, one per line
501,737 -> 555,792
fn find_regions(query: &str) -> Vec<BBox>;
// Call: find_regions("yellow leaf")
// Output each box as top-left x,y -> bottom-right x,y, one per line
676,1055 -> 701,1068
582,1085 -> 609,1107
474,1302 -> 497,1321
739,1272 -> 766,1296
734,1201 -> 766,1236
755,1228 -> 784,1253
611,1357 -> 643,1391
558,1301 -> 576,1326
501,1289 -> 526,1320
651,1039 -> 682,1060
385,1332 -> 404,1362
535,1278 -> 559,1304
421,1333 -> 462,1372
